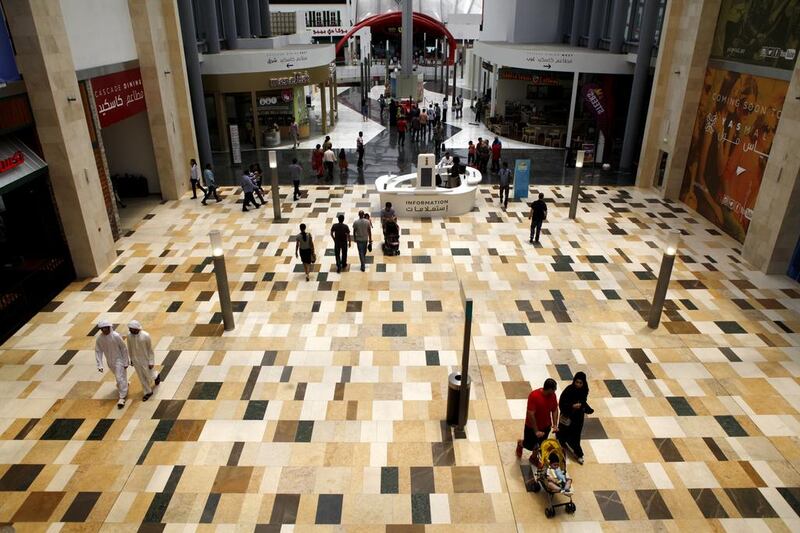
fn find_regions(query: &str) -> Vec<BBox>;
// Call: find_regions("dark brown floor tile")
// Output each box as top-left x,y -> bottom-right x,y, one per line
12,491 -> 65,522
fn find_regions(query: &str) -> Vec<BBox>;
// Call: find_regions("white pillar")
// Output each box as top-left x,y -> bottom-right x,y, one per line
566,71 -> 580,148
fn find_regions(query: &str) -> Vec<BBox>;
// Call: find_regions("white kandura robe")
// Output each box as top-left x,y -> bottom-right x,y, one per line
95,330 -> 130,400
127,331 -> 156,395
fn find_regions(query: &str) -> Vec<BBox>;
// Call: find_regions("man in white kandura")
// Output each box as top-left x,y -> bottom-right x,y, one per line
95,319 -> 130,409
127,320 -> 161,401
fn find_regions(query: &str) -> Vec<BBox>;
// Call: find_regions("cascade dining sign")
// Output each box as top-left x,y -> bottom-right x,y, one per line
90,68 -> 147,128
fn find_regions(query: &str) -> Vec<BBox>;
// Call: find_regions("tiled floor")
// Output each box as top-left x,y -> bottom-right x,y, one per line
1,183 -> 799,531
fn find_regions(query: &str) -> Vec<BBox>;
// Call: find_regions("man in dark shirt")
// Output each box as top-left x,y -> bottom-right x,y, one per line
530,193 -> 548,244
330,214 -> 351,273
498,161 -> 512,209
289,158 -> 303,200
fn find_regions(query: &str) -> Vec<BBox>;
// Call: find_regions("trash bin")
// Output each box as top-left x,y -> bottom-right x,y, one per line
446,372 -> 470,426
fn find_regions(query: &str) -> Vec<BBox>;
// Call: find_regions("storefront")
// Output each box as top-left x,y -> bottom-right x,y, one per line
471,42 -> 635,165
200,44 -> 337,160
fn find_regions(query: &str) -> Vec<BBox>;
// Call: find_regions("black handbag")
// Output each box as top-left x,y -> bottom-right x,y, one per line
367,243 -> 372,252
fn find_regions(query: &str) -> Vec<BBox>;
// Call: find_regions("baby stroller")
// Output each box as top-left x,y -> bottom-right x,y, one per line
528,439 -> 576,517
382,220 -> 401,255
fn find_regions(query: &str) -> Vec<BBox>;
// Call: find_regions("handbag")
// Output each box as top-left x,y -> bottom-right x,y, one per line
559,416 -> 572,427
368,242 -> 372,252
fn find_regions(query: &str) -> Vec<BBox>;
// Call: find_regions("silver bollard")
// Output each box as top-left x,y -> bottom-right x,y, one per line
457,297 -> 474,430
569,150 -> 585,221
647,232 -> 682,329
209,230 -> 234,331
268,150 -> 282,221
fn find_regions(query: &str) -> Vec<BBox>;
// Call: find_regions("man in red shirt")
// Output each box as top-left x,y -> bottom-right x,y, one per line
516,378 -> 559,466
397,116 -> 407,146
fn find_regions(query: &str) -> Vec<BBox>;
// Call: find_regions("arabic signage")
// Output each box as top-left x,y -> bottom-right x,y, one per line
0,150 -> 24,174
499,68 -> 561,85
402,199 -> 449,213
267,50 -> 310,69
91,68 -> 146,128
711,0 -> 799,71
679,67 -> 788,242
310,27 -> 349,36
270,71 -> 312,88
473,41 -> 634,75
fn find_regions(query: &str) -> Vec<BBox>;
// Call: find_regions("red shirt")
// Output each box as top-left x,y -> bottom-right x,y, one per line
526,388 -> 557,429
397,119 -> 407,133
491,143 -> 502,159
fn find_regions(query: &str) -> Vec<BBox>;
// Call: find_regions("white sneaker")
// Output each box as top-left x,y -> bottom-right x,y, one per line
117,398 -> 126,409
576,456 -> 584,465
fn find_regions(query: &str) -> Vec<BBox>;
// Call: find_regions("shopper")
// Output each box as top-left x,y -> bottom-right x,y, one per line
361,97 -> 369,121
95,320 -> 130,409
530,192 -> 548,243
477,139 -> 491,175
127,320 -> 160,401
379,94 -> 386,119
322,135 -> 332,151
189,159 -> 206,199
427,104 -> 434,135
249,165 -> 266,206
438,151 -> 453,167
312,144 -> 324,180
467,140 -> 476,166
240,170 -> 260,212
433,122 -> 443,159
557,372 -> 593,465
516,378 -> 559,466
498,161 -> 512,209
330,213 -> 351,273
356,131 -> 365,168
397,115 -> 407,145
455,94 -> 463,118
295,223 -> 315,281
290,158 -> 303,200
352,211 -> 373,272
338,148 -> 349,176
442,97 -> 449,123
290,120 -> 299,148
411,112 -> 420,142
381,201 -> 396,230
201,164 -> 221,204
491,137 -> 502,173
419,108 -> 428,140
323,145 -> 336,180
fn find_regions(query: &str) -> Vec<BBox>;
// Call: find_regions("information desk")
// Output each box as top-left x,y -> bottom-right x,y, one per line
375,166 -> 482,217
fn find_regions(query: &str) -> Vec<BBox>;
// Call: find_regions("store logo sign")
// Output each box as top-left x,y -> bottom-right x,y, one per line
270,71 -> 311,88
91,68 -> 147,128
0,150 -> 23,173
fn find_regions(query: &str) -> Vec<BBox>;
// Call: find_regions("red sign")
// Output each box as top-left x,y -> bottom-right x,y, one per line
0,150 -> 24,173
90,68 -> 147,128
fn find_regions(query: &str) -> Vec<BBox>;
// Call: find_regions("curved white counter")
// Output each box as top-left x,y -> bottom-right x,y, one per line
375,166 -> 482,217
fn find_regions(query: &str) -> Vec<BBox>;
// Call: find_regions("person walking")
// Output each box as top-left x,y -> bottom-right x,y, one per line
433,122 -> 443,159
290,158 -> 303,200
441,97 -> 449,123
240,170 -> 260,212
379,94 -> 386,120
356,131 -> 365,168
397,115 -> 407,146
419,109 -> 428,140
474,98 -> 483,123
455,94 -> 463,118
322,135 -> 332,152
516,378 -> 559,466
290,120 -> 299,148
352,210 -> 373,272
467,140 -> 476,166
411,112 -> 420,142
201,164 -> 221,204
189,159 -> 206,199
478,139 -> 491,175
361,97 -> 369,121
499,161 -> 512,209
557,372 -> 593,464
330,214 -> 351,273
491,137 -> 502,173
127,320 -> 160,402
312,144 -> 324,181
249,165 -> 266,206
295,223 -> 315,281
323,145 -> 336,180
530,192 -> 548,244
95,320 -> 130,409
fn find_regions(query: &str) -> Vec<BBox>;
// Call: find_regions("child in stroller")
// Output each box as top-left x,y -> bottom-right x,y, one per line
382,219 -> 400,255
528,438 -> 576,517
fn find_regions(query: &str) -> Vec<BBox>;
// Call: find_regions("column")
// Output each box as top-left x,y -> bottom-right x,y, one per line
557,0 -> 571,41
320,83 -> 328,135
248,0 -> 262,36
333,75 -> 338,113
742,63 -> 800,274
223,0 -> 238,49
609,0 -> 629,53
400,0 -> 413,76
177,0 -> 213,168
565,71 -> 580,148
588,0 -> 607,49
201,0 -> 220,53
260,0 -> 272,38
129,0 -> 198,200
235,0 -> 250,37
570,0 -> 589,46
216,92 -> 229,152
329,82 -> 335,127
4,0 -> 116,277
620,0 -> 660,170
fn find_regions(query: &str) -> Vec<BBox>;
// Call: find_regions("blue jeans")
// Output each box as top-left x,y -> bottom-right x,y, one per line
356,241 -> 368,268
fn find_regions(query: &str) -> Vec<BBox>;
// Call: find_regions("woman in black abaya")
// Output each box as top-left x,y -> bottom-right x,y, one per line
557,372 -> 593,464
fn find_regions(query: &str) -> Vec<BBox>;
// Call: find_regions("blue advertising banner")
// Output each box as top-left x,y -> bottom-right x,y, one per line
0,8 -> 20,84
513,159 -> 530,200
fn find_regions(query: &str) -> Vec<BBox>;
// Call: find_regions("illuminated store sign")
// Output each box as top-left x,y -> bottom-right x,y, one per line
269,72 -> 311,87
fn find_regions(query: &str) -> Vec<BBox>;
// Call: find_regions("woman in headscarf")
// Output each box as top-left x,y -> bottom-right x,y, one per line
557,372 -> 593,464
